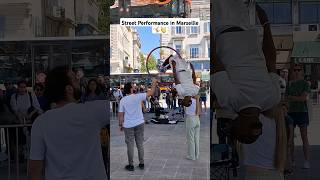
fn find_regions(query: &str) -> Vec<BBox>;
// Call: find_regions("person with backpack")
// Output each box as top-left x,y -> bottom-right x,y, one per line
10,80 -> 42,124
9,80 -> 42,162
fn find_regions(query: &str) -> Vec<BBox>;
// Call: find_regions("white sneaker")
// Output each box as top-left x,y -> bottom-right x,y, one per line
303,161 -> 310,169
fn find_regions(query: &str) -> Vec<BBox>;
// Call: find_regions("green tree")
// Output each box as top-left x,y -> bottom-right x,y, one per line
140,53 -> 157,73
140,53 -> 147,73
97,0 -> 115,34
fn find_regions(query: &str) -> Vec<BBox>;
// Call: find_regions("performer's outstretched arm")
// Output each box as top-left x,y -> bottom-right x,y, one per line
256,5 -> 276,73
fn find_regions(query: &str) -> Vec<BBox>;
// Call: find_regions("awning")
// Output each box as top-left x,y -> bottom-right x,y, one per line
291,42 -> 320,64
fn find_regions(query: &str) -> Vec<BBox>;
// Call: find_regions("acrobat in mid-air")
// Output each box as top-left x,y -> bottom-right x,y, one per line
162,54 -> 199,107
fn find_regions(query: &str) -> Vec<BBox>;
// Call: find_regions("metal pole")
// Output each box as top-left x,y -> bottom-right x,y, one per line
6,128 -> 11,180
16,127 -> 20,180
31,44 -> 35,88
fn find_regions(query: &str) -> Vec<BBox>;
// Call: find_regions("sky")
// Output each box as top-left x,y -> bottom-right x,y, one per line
136,27 -> 160,60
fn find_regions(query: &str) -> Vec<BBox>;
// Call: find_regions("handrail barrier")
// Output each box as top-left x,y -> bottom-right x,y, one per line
0,123 -> 32,180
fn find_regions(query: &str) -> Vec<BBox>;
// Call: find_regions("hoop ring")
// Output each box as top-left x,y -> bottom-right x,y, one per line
146,46 -> 182,76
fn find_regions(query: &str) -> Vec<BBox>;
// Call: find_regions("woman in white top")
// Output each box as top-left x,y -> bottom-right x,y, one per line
184,95 -> 201,160
243,104 -> 287,180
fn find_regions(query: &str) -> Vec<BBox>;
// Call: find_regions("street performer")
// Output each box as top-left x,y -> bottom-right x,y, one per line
162,54 -> 199,107
212,0 -> 281,144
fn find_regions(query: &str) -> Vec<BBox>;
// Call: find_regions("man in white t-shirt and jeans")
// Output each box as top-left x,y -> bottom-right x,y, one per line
29,66 -> 108,180
118,78 -> 157,171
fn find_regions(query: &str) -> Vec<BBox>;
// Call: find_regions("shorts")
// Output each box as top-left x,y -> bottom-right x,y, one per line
200,96 -> 207,102
285,115 -> 294,127
288,112 -> 309,128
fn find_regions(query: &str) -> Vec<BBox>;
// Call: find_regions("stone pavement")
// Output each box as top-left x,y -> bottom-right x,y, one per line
110,107 -> 211,180
211,111 -> 320,180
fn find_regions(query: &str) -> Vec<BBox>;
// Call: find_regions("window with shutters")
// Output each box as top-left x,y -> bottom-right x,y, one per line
190,45 -> 199,58
190,26 -> 198,34
204,22 -> 210,33
176,26 -> 182,34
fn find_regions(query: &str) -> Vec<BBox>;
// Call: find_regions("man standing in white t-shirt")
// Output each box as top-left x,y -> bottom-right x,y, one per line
118,78 -> 157,171
29,67 -> 108,180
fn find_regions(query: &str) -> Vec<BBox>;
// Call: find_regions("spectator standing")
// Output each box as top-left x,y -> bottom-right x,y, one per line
29,66 -> 108,180
118,78 -> 157,171
82,79 -> 106,102
171,88 -> 177,109
75,69 -> 88,96
10,80 -> 42,124
112,87 -> 123,113
165,89 -> 172,109
279,69 -> 288,100
184,95 -> 201,160
198,83 -> 208,112
34,83 -> 50,112
287,64 -> 311,169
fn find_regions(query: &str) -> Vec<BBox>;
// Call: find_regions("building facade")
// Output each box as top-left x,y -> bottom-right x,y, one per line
190,0 -> 210,21
0,0 -> 101,38
249,0 -> 320,82
75,0 -> 100,36
0,0 -> 44,38
110,25 -> 141,74
110,0 -> 192,24
160,20 -> 210,80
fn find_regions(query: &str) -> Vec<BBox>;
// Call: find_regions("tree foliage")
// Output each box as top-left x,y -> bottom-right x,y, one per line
140,53 -> 157,73
97,0 -> 115,34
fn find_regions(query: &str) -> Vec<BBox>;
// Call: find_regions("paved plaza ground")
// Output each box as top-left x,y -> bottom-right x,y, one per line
110,97 -> 211,180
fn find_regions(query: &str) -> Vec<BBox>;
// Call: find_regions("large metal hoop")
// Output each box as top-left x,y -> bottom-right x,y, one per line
146,46 -> 182,76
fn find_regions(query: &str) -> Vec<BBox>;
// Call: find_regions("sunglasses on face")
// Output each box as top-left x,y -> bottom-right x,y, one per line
294,69 -> 302,72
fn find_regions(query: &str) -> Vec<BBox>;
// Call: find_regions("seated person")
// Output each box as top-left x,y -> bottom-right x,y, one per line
212,1 -> 281,144
162,54 -> 199,107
